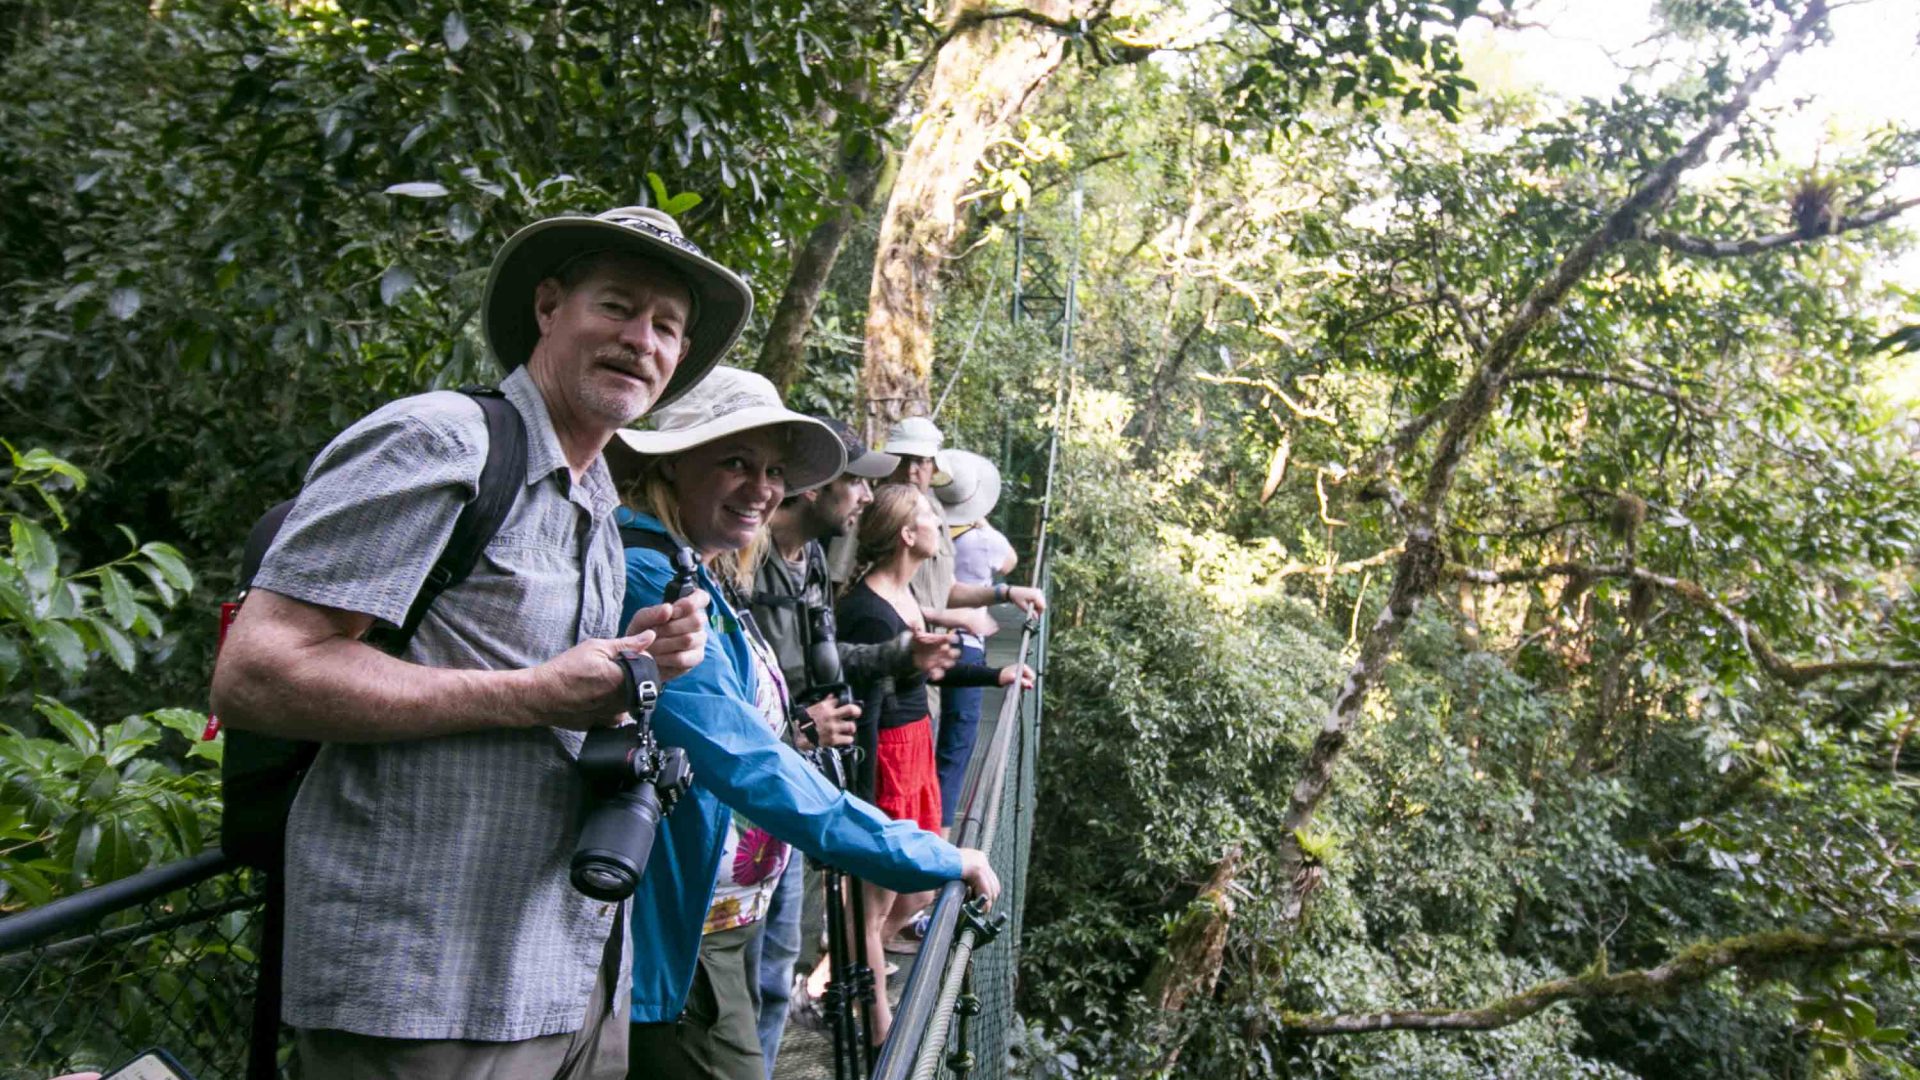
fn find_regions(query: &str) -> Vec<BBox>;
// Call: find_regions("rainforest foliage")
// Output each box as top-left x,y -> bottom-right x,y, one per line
3,0 -> 1918,1076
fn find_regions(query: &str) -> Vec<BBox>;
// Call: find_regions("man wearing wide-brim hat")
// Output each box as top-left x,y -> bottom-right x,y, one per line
214,206 -> 746,1080
928,449 -> 1020,831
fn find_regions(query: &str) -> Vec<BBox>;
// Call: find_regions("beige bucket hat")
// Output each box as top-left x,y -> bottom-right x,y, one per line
607,367 -> 846,494
481,206 -> 752,411
932,449 -> 1002,525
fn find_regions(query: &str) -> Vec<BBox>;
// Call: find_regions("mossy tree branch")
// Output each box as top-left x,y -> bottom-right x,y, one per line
1638,194 -> 1920,258
1451,561 -> 1920,687
1283,927 -> 1920,1036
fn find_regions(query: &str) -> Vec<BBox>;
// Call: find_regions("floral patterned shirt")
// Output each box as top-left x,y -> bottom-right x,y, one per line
701,619 -> 794,934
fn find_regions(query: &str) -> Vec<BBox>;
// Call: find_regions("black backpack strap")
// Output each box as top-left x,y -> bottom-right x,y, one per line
239,499 -> 296,592
619,524 -> 685,560
618,528 -> 773,651
370,387 -> 527,654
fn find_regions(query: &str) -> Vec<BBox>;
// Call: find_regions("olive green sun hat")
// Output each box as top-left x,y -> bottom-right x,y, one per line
481,206 -> 753,411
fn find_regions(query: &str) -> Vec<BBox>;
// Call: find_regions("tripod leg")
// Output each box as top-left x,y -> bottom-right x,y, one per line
847,873 -> 879,1072
822,866 -> 862,1080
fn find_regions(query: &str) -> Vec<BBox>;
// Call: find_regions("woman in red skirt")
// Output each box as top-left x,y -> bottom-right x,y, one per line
836,483 -> 1033,1044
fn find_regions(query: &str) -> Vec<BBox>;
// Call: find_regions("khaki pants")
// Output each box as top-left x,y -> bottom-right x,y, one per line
296,926 -> 628,1080
628,922 -> 763,1080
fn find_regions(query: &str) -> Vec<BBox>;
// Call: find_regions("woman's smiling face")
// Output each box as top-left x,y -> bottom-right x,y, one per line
668,429 -> 789,556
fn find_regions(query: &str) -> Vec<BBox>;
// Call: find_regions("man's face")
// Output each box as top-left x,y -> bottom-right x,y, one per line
891,454 -> 936,493
808,475 -> 874,539
528,254 -> 693,434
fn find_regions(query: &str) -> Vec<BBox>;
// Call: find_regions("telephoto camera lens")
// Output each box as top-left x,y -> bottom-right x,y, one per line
806,605 -> 846,689
571,766 -> 668,902
569,650 -> 689,902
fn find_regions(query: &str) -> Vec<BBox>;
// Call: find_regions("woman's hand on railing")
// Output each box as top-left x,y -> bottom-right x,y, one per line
996,664 -> 1036,690
959,849 -> 1001,908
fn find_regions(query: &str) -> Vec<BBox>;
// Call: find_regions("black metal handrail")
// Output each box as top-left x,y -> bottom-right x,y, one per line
0,850 -> 235,955
0,847 -> 271,1080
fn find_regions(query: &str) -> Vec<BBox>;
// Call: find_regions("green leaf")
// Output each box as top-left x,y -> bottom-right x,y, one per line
442,10 -> 470,52
447,203 -> 480,244
17,449 -> 85,489
77,754 -> 117,801
647,171 -> 671,207
64,814 -> 102,884
181,331 -> 214,371
0,637 -> 19,686
88,616 -> 137,673
107,286 -> 142,320
186,737 -> 224,767
380,265 -> 419,306
136,560 -> 175,607
38,620 -> 87,679
0,866 -> 54,908
36,697 -> 96,752
662,191 -> 702,215
32,486 -> 66,530
137,543 -> 194,594
101,714 -> 158,767
11,517 -> 59,594
0,575 -> 28,621
54,280 -> 95,312
91,817 -> 144,885
129,602 -> 164,639
149,708 -> 211,741
384,181 -> 450,198
98,566 -> 138,628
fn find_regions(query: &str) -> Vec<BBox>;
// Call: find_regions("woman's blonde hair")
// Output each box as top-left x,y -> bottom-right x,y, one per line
619,457 -> 767,592
854,483 -> 932,582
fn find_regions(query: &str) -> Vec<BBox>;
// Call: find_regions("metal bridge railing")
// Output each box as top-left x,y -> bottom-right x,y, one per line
0,851 -> 278,1080
874,562 -> 1050,1080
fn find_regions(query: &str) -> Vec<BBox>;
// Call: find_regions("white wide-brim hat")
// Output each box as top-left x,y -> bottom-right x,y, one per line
607,367 -> 845,493
932,449 -> 1001,525
482,206 -> 752,412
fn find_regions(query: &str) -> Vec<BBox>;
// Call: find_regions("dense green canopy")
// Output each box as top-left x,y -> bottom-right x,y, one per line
3,0 -> 1917,1075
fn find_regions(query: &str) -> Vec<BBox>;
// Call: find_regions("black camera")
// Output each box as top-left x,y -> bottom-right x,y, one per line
569,549 -> 701,902
797,603 -> 864,791
800,604 -> 852,710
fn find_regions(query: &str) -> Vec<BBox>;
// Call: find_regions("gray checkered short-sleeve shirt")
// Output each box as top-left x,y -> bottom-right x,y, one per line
252,367 -> 627,1041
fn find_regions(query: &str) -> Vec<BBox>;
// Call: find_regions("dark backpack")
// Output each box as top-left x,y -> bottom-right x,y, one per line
218,387 -> 527,871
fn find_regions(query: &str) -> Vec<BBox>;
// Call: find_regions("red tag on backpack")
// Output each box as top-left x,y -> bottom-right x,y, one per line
203,602 -> 241,740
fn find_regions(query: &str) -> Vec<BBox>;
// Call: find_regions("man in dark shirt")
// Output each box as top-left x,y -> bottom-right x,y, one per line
745,416 -> 956,1071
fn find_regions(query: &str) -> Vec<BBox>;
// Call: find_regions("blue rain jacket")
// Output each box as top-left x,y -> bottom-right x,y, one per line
619,509 -> 963,1022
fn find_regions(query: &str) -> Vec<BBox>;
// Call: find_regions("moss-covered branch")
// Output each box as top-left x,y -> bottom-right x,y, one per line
1450,561 -> 1920,687
1639,194 -> 1920,258
1283,927 -> 1920,1036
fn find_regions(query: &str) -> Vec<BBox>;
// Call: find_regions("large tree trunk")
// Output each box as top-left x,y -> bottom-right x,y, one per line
755,92 -> 887,395
859,1 -> 1079,438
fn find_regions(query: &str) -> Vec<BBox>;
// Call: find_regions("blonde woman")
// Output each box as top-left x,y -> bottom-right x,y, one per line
609,370 -> 998,1080
836,483 -> 1034,1044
